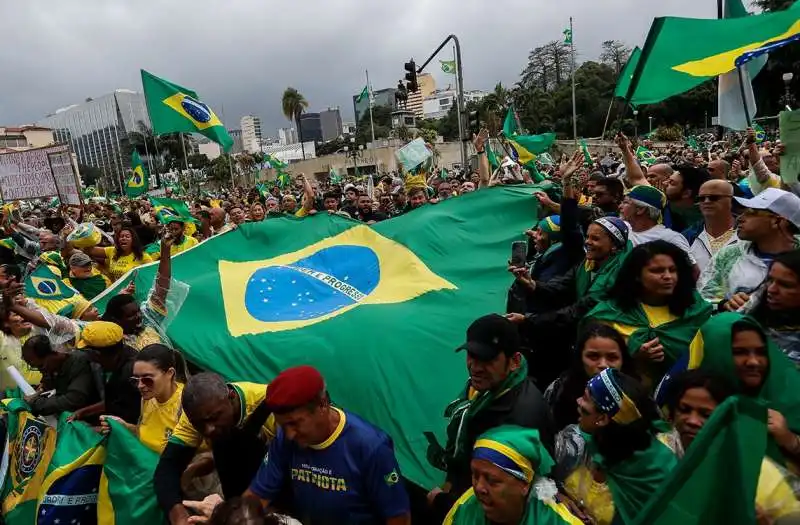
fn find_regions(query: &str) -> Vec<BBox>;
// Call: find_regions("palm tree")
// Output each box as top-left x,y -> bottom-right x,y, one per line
281,87 -> 309,160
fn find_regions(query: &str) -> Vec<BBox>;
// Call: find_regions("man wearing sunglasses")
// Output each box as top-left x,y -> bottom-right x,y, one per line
699,188 -> 800,311
687,180 -> 738,273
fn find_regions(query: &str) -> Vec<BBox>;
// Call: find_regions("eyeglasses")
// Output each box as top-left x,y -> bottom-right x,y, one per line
129,375 -> 156,388
696,195 -> 731,202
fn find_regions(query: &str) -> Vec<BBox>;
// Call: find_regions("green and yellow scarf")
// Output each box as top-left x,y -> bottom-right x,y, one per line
427,359 -> 529,472
586,291 -> 712,366
574,242 -> 632,300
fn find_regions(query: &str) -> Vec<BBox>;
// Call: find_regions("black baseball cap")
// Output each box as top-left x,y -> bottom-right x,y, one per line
456,314 -> 521,361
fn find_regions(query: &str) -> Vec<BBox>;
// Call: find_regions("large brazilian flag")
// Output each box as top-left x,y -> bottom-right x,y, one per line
93,185 -> 543,488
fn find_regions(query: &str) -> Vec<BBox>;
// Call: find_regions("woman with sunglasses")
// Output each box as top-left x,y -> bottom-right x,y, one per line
101,343 -> 187,453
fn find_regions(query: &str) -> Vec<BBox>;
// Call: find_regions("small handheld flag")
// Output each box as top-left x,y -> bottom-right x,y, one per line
580,139 -> 593,166
636,145 -> 657,166
277,172 -> 292,188
753,123 -> 767,143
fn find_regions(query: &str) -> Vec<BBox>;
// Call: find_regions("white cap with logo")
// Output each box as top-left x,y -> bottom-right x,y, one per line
735,188 -> 800,229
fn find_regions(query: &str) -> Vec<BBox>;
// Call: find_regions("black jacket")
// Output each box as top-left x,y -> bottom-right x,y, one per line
104,346 -> 142,424
431,378 -> 555,520
30,352 -> 101,417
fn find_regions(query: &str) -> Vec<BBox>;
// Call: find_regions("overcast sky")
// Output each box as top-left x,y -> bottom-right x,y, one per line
0,0 -> 715,136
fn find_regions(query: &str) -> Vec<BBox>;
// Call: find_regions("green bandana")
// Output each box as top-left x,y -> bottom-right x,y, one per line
689,312 -> 800,463
586,291 -> 712,366
427,359 -> 529,472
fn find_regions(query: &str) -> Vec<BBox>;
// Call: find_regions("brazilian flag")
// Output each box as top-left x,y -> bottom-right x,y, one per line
0,400 -> 165,524
25,264 -> 76,301
150,197 -> 195,225
126,150 -> 148,197
276,171 -> 292,188
141,69 -> 233,152
92,185 -> 544,488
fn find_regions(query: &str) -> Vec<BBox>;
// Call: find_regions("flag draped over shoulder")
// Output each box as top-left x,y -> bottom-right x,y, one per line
624,7 -> 800,105
91,186 -> 544,488
126,150 -> 148,197
632,397 -> 766,525
0,401 -> 165,524
141,69 -> 233,152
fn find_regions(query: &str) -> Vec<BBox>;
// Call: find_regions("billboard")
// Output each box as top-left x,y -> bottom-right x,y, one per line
0,144 -> 82,204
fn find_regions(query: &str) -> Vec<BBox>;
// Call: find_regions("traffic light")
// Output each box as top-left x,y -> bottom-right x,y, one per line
467,110 -> 480,137
404,60 -> 418,93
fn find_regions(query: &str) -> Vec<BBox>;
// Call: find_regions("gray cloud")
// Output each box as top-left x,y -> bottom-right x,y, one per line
0,0 -> 714,136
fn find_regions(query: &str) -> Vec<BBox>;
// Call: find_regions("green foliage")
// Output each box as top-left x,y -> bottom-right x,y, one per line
654,124 -> 684,142
207,154 -> 233,184
355,104 -> 392,144
416,127 -> 438,144
187,153 -> 210,170
282,87 -> 309,159
78,163 -> 102,186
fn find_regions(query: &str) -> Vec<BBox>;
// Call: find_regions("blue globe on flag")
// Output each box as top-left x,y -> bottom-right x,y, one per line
180,96 -> 212,123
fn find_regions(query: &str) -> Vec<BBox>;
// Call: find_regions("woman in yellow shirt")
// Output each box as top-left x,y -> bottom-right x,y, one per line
85,226 -> 153,282
102,343 -> 186,453
585,240 -> 713,386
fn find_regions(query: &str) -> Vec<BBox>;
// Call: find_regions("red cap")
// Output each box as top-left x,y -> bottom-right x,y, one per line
265,365 -> 325,411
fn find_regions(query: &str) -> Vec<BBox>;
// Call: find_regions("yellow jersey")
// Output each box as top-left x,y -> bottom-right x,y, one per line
103,246 -> 153,282
169,382 -> 275,449
139,383 -> 184,453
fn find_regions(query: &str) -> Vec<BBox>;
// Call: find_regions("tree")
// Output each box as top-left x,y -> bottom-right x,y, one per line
600,40 -> 632,77
207,154 -> 233,187
282,87 -> 309,160
78,163 -> 102,186
187,153 -> 210,170
396,126 -> 412,142
355,105 -> 391,144
520,41 -> 572,92
416,127 -> 437,144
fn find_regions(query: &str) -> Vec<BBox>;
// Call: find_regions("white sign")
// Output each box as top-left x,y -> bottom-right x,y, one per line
0,144 -> 72,201
48,150 -> 81,205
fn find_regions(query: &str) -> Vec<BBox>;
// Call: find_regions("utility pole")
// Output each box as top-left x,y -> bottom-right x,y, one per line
366,69 -> 376,146
570,17 -> 577,146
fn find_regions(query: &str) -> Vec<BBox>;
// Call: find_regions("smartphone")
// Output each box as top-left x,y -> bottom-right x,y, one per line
511,241 -> 528,267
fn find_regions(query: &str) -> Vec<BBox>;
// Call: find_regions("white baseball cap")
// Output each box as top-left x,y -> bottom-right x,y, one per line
734,188 -> 800,228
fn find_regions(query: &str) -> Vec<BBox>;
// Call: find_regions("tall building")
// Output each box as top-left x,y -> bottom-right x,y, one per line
422,88 -> 490,120
319,108 -> 343,141
0,126 -> 55,151
36,89 -> 150,182
240,115 -> 262,153
298,113 -> 323,143
406,73 -> 436,119
353,88 -> 397,124
228,129 -> 244,154
278,127 -> 297,146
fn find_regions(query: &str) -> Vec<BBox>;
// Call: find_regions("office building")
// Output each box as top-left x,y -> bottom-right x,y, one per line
298,113 -> 323,143
353,87 -> 397,124
263,141 -> 316,163
406,73 -> 436,119
228,129 -> 244,154
422,88 -> 490,120
241,115 -> 263,153
36,89 -> 150,182
278,127 -> 297,145
320,108 -> 343,141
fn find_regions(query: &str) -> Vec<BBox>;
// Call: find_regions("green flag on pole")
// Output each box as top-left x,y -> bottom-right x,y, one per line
329,167 -> 342,184
486,140 -> 500,170
614,47 -> 642,99
276,171 -> 292,188
563,27 -> 573,45
150,197 -> 195,224
126,150 -> 149,197
502,106 -> 518,137
140,69 -> 233,151
440,60 -> 456,74
623,6 -> 800,105
356,85 -> 369,103
580,139 -> 593,166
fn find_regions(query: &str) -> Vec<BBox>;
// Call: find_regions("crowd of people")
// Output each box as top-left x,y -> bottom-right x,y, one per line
0,124 -> 799,525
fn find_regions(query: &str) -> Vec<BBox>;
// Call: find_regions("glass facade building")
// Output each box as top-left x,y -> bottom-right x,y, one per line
36,90 -> 150,184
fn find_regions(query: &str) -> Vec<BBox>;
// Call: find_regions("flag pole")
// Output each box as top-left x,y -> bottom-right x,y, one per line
366,69 -> 376,146
453,45 -> 464,151
570,17 -> 577,146
736,65 -> 753,127
127,99 -> 154,183
221,103 -> 236,188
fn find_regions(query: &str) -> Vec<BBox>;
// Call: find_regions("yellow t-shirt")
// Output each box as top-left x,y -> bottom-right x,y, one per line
757,458 -> 800,520
139,383 -> 185,454
564,465 -> 615,525
169,382 -> 275,449
152,236 -> 200,259
102,246 -> 153,282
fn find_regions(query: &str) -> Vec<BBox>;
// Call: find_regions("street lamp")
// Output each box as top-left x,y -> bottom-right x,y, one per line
781,72 -> 795,110
648,116 -> 653,135
633,109 -> 639,137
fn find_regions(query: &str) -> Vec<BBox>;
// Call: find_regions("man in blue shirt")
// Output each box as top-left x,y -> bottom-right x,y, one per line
248,365 -> 411,525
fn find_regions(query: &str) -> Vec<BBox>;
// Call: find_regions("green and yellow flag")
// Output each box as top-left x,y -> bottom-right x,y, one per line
92,186 -> 544,488
614,47 -> 642,99
126,150 -> 148,197
150,196 -> 195,225
624,7 -> 800,105
276,172 -> 292,188
753,122 -> 767,143
356,85 -> 370,103
636,145 -> 657,166
440,60 -> 456,74
141,69 -> 233,151
0,400 -> 165,524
